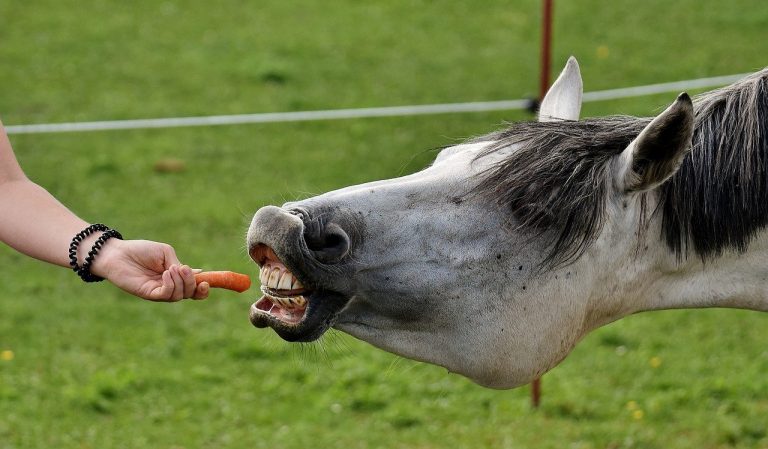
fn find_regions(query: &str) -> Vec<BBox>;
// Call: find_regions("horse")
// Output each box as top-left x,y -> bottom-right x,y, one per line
246,58 -> 768,389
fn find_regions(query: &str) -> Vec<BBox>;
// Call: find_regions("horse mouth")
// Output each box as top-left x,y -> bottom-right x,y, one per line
252,262 -> 309,327
249,244 -> 346,342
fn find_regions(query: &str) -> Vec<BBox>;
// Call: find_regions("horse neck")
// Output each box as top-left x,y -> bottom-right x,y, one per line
630,228 -> 768,314
634,69 -> 768,313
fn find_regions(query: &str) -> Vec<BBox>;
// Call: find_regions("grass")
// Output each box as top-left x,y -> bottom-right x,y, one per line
1,0 -> 768,448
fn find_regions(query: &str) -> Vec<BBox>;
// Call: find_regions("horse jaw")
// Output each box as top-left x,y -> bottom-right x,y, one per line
334,270 -> 597,389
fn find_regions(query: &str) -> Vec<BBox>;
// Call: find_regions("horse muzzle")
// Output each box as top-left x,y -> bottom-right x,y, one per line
246,205 -> 355,341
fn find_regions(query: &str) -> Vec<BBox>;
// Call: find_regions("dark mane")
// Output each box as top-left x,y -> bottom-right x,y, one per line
661,69 -> 768,258
473,67 -> 768,267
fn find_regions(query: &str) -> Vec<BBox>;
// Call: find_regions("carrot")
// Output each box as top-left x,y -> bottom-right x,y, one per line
194,271 -> 251,293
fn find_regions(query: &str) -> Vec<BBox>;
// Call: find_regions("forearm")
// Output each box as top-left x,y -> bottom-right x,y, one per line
0,126 -> 206,301
0,179 -> 94,268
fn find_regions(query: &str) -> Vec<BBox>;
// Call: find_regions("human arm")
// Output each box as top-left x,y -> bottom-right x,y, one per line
0,122 -> 208,301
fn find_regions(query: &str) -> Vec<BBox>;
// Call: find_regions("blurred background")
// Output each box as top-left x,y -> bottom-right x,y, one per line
1,1 -> 767,448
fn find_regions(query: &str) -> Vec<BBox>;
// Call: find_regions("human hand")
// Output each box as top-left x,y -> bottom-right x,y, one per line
91,239 -> 209,301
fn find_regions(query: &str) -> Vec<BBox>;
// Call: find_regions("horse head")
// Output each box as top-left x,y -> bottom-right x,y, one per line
247,59 -> 768,388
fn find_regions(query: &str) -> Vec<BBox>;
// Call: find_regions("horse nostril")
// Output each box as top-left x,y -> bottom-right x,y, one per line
305,223 -> 351,264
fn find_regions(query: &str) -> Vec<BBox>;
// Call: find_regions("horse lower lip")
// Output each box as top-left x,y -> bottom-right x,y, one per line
251,294 -> 308,326
249,289 -> 350,343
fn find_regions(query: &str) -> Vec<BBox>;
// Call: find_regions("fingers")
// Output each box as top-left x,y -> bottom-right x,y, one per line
179,265 -> 197,298
192,281 -> 210,300
188,268 -> 208,299
149,269 -> 177,302
149,264 -> 201,302
168,265 -> 186,300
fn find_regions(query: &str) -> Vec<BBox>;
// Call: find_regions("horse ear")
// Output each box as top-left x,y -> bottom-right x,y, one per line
539,56 -> 583,122
618,93 -> 694,192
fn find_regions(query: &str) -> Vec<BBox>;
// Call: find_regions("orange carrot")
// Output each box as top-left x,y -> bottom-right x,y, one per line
194,271 -> 251,293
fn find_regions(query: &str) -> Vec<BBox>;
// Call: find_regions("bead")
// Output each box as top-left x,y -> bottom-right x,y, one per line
69,224 -> 122,283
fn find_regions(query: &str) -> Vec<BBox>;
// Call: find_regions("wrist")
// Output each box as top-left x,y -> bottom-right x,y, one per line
88,237 -> 123,279
68,224 -> 123,282
76,232 -> 105,266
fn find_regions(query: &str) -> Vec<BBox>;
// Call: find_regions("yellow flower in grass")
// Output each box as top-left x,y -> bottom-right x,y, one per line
626,401 -> 644,419
649,356 -> 662,368
1,350 -> 14,361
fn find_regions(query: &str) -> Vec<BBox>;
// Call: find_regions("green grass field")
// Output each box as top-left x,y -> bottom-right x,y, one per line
2,1 -> 768,448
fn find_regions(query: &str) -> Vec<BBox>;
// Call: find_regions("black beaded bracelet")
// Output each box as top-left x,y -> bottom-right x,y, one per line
68,224 -> 123,283
68,224 -> 108,271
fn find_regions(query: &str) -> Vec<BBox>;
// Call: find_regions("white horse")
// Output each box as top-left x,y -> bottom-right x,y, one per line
247,58 -> 768,389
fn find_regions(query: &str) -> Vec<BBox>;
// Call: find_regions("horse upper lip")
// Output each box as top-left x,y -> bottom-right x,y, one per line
248,206 -> 358,294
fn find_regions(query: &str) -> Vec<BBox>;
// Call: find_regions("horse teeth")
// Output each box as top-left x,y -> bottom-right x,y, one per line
293,296 -> 306,307
277,272 -> 293,290
268,268 -> 280,288
262,264 -> 276,285
261,268 -> 271,286
292,278 -> 304,290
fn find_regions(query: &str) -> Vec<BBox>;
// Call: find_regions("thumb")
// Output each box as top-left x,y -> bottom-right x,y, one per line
159,242 -> 181,269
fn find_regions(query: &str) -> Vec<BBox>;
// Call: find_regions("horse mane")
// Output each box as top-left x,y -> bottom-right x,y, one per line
473,67 -> 768,268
